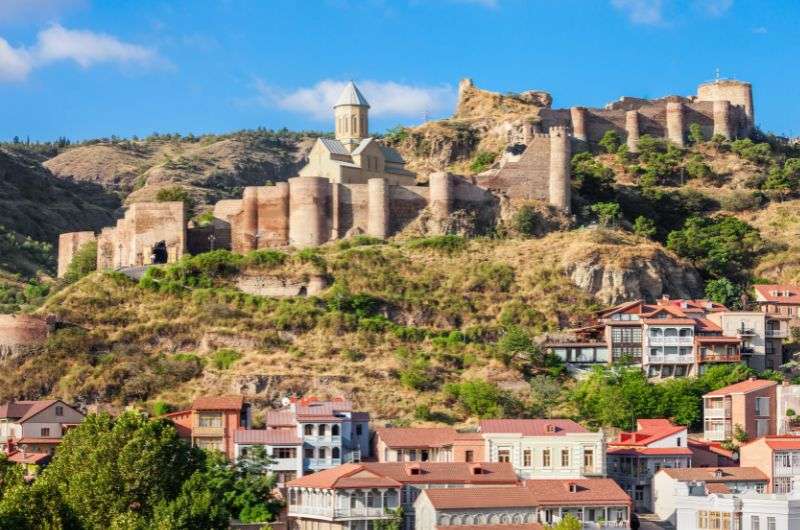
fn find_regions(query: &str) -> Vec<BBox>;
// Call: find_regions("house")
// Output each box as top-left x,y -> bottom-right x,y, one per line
754,284 -> 800,329
674,482 -> 800,530
413,486 -> 540,530
237,397 -> 370,479
652,467 -> 768,524
165,395 -> 251,460
0,399 -> 84,455
606,419 -> 692,510
547,297 -> 747,378
524,479 -> 632,528
478,419 -> 606,479
776,383 -> 800,435
374,427 -> 485,463
286,461 -> 519,530
740,435 -> 800,494
687,438 -> 737,468
705,311 -> 789,371
703,379 -> 778,442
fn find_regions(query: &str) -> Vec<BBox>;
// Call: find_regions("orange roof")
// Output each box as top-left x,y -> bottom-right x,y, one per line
706,483 -> 731,494
609,419 -> 686,448
235,429 -> 301,445
6,451 -> 50,465
435,525 -> 543,530
287,462 -> 518,489
191,395 -> 244,411
754,285 -> 800,304
375,427 -> 459,448
761,435 -> 800,450
422,486 -> 537,509
704,379 -> 777,397
696,319 -> 723,332
659,467 -> 767,482
524,479 -> 631,506
642,318 -> 696,325
607,447 -> 693,456
479,419 -> 588,436
688,438 -> 736,459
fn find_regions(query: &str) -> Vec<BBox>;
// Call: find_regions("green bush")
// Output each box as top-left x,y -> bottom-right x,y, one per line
589,202 -> 621,227
688,123 -> 705,145
731,138 -> 773,164
398,357 -> 436,391
155,185 -> 195,212
63,241 -> 98,284
705,278 -> 743,308
633,216 -> 657,239
512,205 -> 540,236
599,130 -> 621,154
244,249 -> 287,268
571,152 -> 615,201
444,379 -> 511,418
406,235 -> 465,253
469,151 -> 497,173
151,400 -> 172,416
211,348 -> 242,370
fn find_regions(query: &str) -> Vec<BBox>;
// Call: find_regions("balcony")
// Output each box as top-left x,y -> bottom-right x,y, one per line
704,407 -> 731,419
303,435 -> 342,444
766,329 -> 789,338
704,428 -> 732,441
647,355 -> 694,364
193,426 -> 225,437
649,336 -> 694,346
288,505 -> 396,520
306,458 -> 342,468
736,328 -> 756,337
698,353 -> 741,363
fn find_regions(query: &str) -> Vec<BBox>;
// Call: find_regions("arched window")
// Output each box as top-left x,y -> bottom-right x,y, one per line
318,424 -> 327,436
318,447 -> 327,459
304,424 -> 313,436
650,328 -> 662,337
332,425 -> 340,436
332,447 -> 340,459
351,491 -> 364,508
664,328 -> 678,337
352,116 -> 357,134
679,328 -> 693,337
500,514 -> 510,524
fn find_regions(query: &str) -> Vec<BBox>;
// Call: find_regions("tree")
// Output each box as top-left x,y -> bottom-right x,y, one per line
571,152 -> 615,202
0,455 -> 23,502
590,202 -> 621,227
705,278 -> 743,308
633,216 -> 657,239
529,375 -> 562,418
548,514 -> 582,530
689,123 -> 705,145
156,186 -> 196,213
513,205 -> 540,237
63,241 -> 97,283
599,130 -> 621,154
444,380 -> 512,418
762,165 -> 796,201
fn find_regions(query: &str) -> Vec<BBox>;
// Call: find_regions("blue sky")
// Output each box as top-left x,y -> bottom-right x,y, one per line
0,0 -> 797,141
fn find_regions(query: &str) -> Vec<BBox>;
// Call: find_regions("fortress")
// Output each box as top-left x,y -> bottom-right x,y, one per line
57,78 -> 754,276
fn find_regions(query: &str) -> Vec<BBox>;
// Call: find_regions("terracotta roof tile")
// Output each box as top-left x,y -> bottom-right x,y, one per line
423,487 -> 537,509
754,285 -> 800,304
695,335 -> 741,344
17,437 -> 62,445
6,451 -> 50,465
762,435 -> 800,450
706,483 -> 732,494
479,419 -> 588,436
265,410 -> 297,427
704,379 -> 777,397
641,318 -> 696,325
609,419 -> 686,447
0,400 -> 63,423
235,429 -> 301,445
659,467 -> 767,482
191,395 -> 244,411
524,479 -> 631,506
375,427 -> 458,448
607,447 -> 693,456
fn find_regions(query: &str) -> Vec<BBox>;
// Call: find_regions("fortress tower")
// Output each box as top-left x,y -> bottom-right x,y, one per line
696,79 -> 754,135
334,81 -> 370,152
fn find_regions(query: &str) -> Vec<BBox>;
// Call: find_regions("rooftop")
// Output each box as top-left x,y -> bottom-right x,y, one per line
659,467 -> 767,482
234,429 -> 301,446
191,395 -> 244,411
704,379 -> 777,397
422,486 -> 537,510
609,419 -> 686,448
375,427 -> 459,448
334,81 -> 370,108
0,400 -> 64,423
479,419 -> 588,436
754,284 -> 800,304
524,479 -> 631,506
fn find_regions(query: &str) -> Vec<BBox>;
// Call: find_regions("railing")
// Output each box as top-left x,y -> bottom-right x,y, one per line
649,336 -> 694,346
193,426 -> 225,437
704,407 -> 731,418
736,328 -> 756,336
767,329 -> 789,338
704,428 -> 732,441
306,458 -> 342,468
698,354 -> 741,363
334,507 -> 393,518
288,505 -> 394,520
647,355 -> 694,364
304,435 -> 342,444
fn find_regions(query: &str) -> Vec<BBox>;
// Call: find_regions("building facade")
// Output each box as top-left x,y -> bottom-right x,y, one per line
0,399 -> 84,456
703,379 -> 778,442
705,312 -> 789,371
165,395 -> 251,460
740,436 -> 800,494
674,485 -> 800,530
374,427 -> 485,463
754,285 -> 800,329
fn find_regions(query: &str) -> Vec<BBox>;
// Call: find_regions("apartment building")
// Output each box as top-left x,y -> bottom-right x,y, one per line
705,311 -> 789,371
234,429 -> 302,486
413,479 -> 631,529
286,461 -> 519,530
374,427 -> 485,463
702,379 -> 778,442
652,467 -> 768,524
777,383 -> 800,435
166,395 -> 251,460
479,419 -> 606,479
0,399 -> 84,455
754,284 -> 800,329
607,419 -> 692,510
740,435 -> 800,494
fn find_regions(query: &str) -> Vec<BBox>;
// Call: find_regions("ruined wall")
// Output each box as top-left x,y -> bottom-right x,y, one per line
0,315 -> 50,360
389,185 -> 429,233
57,231 -> 96,278
477,134 -> 551,202
96,227 -> 116,270
129,202 -> 186,266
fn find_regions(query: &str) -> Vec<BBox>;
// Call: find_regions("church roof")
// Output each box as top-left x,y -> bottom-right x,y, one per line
319,137 -> 351,155
380,145 -> 405,164
335,81 -> 370,108
351,138 -> 374,156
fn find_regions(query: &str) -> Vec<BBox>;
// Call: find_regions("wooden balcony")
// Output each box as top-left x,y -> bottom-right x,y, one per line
193,426 -> 225,437
698,354 -> 741,363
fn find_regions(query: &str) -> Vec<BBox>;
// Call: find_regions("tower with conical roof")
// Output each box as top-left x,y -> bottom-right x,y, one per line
334,81 -> 370,152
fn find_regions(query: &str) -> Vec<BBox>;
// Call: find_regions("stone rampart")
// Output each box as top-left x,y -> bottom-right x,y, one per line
0,314 -> 51,360
57,231 -> 96,278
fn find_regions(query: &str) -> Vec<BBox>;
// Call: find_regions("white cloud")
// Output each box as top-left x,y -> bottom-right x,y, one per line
697,0 -> 733,17
0,24 -> 158,82
254,79 -> 456,120
752,26 -> 768,34
611,0 -> 663,25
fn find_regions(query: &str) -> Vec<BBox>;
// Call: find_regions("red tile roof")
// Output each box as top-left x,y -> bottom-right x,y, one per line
17,437 -> 62,445
706,483 -> 731,494
609,419 -> 686,448
6,451 -> 50,465
696,319 -> 723,332
524,479 -> 631,506
191,395 -> 244,411
754,285 -> 800,304
607,447 -> 693,456
479,419 -> 588,436
375,427 -> 459,448
761,435 -> 800,450
659,467 -> 767,482
234,429 -> 301,445
422,486 -> 537,509
287,464 -> 403,489
704,379 -> 777,397
287,462 -> 519,489
0,400 -> 67,423
265,410 -> 297,427
688,438 -> 736,459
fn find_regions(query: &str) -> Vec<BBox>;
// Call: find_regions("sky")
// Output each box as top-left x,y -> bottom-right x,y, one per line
0,0 -> 797,141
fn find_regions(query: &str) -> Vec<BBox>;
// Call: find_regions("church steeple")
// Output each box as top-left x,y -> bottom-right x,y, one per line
334,81 -> 370,152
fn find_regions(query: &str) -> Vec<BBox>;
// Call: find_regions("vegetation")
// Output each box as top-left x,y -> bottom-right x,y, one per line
63,241 -> 98,284
156,185 -> 196,213
599,130 -> 621,154
469,151 -> 497,173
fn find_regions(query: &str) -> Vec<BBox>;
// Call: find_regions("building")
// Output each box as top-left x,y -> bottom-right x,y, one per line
687,438 -> 737,468
740,435 -> 800,494
705,311 -> 789,371
413,479 -> 631,529
754,285 -> 800,329
703,379 -> 778,442
606,419 -> 693,510
478,419 -> 606,479
652,467 -> 769,524
0,399 -> 84,456
234,429 -> 303,486
674,484 -> 800,530
776,383 -> 800,435
374,427 -> 485,463
165,395 -> 251,460
547,297 -> 750,378
256,397 -> 370,476
286,461 -> 520,530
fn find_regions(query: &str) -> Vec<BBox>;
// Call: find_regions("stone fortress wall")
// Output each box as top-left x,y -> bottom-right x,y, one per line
0,314 -> 52,359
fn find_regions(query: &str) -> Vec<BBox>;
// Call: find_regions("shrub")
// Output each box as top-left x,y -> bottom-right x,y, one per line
413,404 -> 432,421
571,152 -> 615,201
685,157 -> 714,181
469,151 -> 497,173
384,125 -> 409,144
731,138 -> 773,164
155,186 -> 195,212
398,358 -> 436,391
342,349 -> 365,362
151,400 -> 171,416
63,241 -> 97,283
688,123 -> 705,145
444,380 -> 510,418
705,278 -> 743,308
244,249 -> 287,268
296,248 -> 326,270
406,235 -> 465,253
211,348 -> 242,370
589,202 -> 621,227
512,205 -> 540,236
599,130 -> 621,154
633,216 -> 657,239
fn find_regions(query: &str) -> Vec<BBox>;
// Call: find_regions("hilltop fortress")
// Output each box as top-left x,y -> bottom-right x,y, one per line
57,78 -> 754,276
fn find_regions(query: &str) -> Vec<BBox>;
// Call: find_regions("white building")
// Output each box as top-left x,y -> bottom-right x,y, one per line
478,419 -> 606,479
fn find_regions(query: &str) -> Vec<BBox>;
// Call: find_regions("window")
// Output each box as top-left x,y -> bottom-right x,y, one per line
198,412 -> 223,428
304,448 -> 314,459
304,424 -> 313,436
318,424 -> 327,436
542,450 -> 551,467
55,406 -> 64,416
332,425 -> 340,436
756,397 -> 770,416
356,424 -> 363,436
274,447 -> 297,459
523,450 -> 532,467
40,427 -> 50,437
751,516 -> 760,530
332,447 -> 340,459
561,449 -> 570,467
768,517 -> 776,530
318,447 -> 327,459
497,449 -> 511,463
465,450 -> 474,463
583,449 -> 594,469
676,437 -> 682,447
757,419 -> 769,437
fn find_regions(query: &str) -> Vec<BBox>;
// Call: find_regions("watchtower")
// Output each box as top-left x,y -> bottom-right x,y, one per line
334,81 -> 370,152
